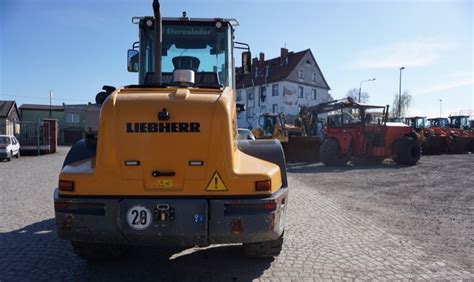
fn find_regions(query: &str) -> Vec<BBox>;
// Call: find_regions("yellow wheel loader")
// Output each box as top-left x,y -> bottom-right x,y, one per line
251,112 -> 320,163
54,0 -> 288,261
251,112 -> 304,142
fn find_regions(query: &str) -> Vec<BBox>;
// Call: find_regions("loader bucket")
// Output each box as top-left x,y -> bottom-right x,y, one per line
447,136 -> 472,154
282,136 -> 321,163
422,135 -> 449,155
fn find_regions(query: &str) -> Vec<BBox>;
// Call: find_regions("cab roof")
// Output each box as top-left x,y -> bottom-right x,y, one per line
132,16 -> 239,27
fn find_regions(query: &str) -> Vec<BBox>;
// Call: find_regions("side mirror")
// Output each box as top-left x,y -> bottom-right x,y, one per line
236,103 -> 246,113
127,49 -> 139,72
241,51 -> 252,74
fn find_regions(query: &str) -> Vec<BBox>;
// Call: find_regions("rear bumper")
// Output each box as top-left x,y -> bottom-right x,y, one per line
53,187 -> 288,247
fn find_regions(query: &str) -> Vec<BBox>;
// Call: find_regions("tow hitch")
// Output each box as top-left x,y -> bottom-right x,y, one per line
154,204 -> 175,222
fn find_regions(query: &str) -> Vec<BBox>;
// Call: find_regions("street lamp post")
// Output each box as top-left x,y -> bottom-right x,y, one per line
439,99 -> 442,117
358,78 -> 376,103
49,90 -> 53,118
398,67 -> 405,118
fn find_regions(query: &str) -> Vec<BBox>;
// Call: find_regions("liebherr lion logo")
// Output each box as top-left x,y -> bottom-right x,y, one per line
126,122 -> 200,133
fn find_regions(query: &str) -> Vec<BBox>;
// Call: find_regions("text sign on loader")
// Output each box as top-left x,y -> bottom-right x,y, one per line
206,171 -> 228,191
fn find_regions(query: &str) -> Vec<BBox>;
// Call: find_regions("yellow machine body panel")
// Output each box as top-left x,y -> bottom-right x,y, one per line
59,86 -> 282,196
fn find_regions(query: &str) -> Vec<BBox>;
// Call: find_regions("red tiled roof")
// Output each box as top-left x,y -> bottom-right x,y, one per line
236,49 -> 330,90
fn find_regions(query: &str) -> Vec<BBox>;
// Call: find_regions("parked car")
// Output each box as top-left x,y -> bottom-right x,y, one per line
0,135 -> 20,161
238,128 -> 256,140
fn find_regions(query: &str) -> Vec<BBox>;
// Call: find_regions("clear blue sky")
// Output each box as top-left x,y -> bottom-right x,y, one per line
1,0 -> 472,118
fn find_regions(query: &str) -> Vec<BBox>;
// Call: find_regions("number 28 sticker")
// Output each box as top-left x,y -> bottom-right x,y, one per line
126,206 -> 152,230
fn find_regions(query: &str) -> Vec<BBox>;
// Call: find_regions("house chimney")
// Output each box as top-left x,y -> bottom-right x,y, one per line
259,52 -> 265,69
252,57 -> 259,78
252,57 -> 259,68
280,48 -> 288,65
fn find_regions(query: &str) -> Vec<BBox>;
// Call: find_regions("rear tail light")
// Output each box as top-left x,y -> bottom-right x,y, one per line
59,180 -> 75,192
263,203 -> 277,211
255,180 -> 271,191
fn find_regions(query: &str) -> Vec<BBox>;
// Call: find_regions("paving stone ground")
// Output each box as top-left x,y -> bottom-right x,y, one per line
0,147 -> 472,281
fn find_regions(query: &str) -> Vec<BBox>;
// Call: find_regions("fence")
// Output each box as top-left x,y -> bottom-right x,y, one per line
0,119 -> 57,155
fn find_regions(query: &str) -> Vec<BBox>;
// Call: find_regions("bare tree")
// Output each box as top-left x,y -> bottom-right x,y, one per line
346,88 -> 369,103
451,109 -> 473,116
327,93 -> 334,102
391,90 -> 413,117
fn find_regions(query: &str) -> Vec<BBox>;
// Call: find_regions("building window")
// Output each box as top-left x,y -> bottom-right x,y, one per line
298,69 -> 304,79
272,84 -> 279,96
260,86 -> 267,102
247,107 -> 254,118
312,73 -> 317,82
237,90 -> 242,102
298,86 -> 304,98
312,89 -> 317,100
260,106 -> 266,113
247,89 -> 254,100
65,113 -> 80,123
272,104 -> 278,113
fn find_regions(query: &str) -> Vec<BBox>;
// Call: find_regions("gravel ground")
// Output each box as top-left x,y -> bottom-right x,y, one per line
0,147 -> 472,280
288,154 -> 474,271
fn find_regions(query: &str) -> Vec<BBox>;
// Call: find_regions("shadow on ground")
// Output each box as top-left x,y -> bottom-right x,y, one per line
0,219 -> 273,281
287,159 -> 409,173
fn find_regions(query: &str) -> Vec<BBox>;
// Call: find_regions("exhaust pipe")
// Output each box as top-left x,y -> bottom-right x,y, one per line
152,0 -> 162,85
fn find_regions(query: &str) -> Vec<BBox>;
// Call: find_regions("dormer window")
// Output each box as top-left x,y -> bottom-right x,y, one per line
306,60 -> 311,65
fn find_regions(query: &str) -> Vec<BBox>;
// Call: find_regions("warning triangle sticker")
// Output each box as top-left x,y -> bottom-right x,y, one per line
205,171 -> 228,191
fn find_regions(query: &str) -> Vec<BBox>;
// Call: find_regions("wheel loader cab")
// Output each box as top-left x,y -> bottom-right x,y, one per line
428,118 -> 449,128
259,115 -> 277,136
404,117 -> 426,130
129,17 -> 236,88
449,116 -> 470,130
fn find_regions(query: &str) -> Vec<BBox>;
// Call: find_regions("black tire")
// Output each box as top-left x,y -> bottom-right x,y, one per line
319,138 -> 351,166
243,232 -> 284,258
16,150 -> 20,158
237,139 -> 288,188
393,137 -> 421,165
63,139 -> 97,168
71,241 -> 126,262
7,151 -> 12,161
